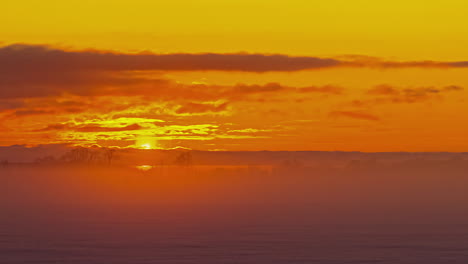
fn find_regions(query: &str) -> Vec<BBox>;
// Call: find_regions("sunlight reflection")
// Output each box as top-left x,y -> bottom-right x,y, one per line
135,165 -> 154,171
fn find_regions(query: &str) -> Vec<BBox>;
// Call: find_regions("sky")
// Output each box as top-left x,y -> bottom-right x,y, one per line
1,0 -> 467,151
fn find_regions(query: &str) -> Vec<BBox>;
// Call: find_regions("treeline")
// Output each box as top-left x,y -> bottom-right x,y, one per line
34,147 -> 116,166
32,147 -> 194,167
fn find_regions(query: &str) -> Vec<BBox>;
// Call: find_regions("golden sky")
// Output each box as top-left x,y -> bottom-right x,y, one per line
1,0 -> 467,151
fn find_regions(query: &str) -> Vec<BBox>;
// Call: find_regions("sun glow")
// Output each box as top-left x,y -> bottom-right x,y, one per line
141,143 -> 152,149
135,137 -> 158,149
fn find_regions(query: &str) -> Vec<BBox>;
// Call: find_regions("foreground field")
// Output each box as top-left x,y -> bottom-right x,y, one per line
1,166 -> 468,263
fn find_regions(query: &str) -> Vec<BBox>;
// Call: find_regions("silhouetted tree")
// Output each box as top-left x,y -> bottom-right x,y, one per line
34,155 -> 56,165
85,149 -> 96,164
174,151 -> 192,166
60,147 -> 91,164
104,148 -> 116,165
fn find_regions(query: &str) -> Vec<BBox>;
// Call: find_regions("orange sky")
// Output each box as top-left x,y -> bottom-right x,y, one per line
1,0 -> 467,151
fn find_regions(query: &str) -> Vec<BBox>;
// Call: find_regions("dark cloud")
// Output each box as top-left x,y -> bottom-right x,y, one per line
1,44 -> 468,81
13,109 -> 54,116
2,43 -> 466,101
0,70 -> 160,99
0,99 -> 25,110
340,56 -> 468,69
0,44 -> 339,74
447,62 -> 468,67
0,68 -> 343,101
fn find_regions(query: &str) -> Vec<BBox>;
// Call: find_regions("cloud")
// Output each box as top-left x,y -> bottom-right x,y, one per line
2,43 -> 467,149
0,99 -> 25,110
0,78 -> 345,120
329,111 -> 380,121
367,85 -> 399,95
0,44 -> 339,74
339,55 -> 468,69
229,83 -> 286,94
175,102 -> 229,114
444,62 -> 468,67
443,85 -> 464,92
299,85 -> 344,94
35,123 -> 143,132
35,123 -> 69,132
0,44 -> 347,99
74,123 -> 143,132
0,70 -> 162,99
366,84 -> 464,104
13,109 -> 55,116
2,44 -> 468,78
3,43 -> 466,101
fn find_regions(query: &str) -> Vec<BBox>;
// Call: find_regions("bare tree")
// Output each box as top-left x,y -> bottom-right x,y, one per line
60,147 -> 91,164
174,151 -> 193,166
34,156 -> 56,165
104,148 -> 116,165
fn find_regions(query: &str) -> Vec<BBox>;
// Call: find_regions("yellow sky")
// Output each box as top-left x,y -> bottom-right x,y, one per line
1,0 -> 467,151
3,0 -> 468,59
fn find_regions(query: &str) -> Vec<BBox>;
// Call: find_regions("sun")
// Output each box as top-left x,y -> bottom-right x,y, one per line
141,143 -> 152,150
135,137 -> 158,149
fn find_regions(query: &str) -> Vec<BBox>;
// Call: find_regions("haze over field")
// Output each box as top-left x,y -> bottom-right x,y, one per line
2,146 -> 468,263
2,156 -> 468,263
